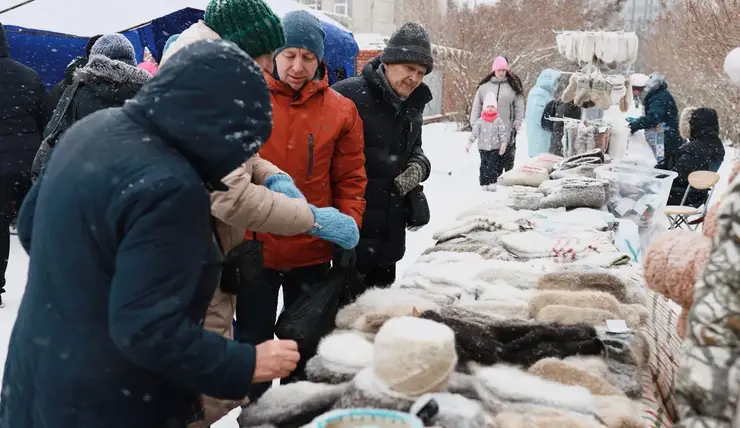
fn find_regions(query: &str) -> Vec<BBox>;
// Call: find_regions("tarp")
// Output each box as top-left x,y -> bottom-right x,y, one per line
1,0 -> 358,87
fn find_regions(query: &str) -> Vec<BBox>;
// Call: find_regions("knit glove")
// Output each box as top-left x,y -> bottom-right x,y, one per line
308,206 -> 359,249
394,163 -> 424,196
264,174 -> 305,199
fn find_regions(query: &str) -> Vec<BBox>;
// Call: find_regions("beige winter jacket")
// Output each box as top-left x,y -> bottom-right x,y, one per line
198,155 -> 314,426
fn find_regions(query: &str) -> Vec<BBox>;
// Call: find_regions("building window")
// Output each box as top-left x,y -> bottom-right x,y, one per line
301,0 -> 321,10
334,0 -> 348,16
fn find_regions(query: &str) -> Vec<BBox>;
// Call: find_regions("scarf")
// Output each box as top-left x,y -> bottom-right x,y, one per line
481,110 -> 499,122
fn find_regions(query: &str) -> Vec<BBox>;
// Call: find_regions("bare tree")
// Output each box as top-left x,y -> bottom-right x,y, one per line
643,0 -> 740,144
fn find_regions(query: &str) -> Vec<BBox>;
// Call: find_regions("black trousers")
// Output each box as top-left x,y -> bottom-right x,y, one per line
0,174 -> 30,294
235,263 -> 330,401
356,264 -> 397,289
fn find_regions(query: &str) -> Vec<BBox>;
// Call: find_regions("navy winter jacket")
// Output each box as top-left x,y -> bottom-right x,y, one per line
0,40 -> 273,428
629,74 -> 682,161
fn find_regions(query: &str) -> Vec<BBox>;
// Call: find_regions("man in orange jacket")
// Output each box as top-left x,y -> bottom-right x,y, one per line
235,10 -> 367,400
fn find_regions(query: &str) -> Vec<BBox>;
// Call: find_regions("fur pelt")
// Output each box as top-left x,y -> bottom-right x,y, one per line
536,271 -> 629,302
593,395 -> 644,428
447,371 -> 479,399
305,356 -> 355,384
527,358 -> 625,396
420,308 -> 603,368
477,279 -> 534,303
455,299 -> 529,321
410,393 -> 492,428
305,330 -> 374,384
335,287 -> 439,332
238,382 -> 347,428
536,305 -> 643,328
494,411 -> 602,428
553,263 -> 649,306
331,368 -> 414,412
598,331 -> 648,398
528,290 -> 636,320
74,54 -> 151,88
472,364 -> 596,416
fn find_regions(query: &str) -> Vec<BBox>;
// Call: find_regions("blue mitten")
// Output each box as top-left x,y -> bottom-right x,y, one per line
308,206 -> 359,249
264,174 -> 305,199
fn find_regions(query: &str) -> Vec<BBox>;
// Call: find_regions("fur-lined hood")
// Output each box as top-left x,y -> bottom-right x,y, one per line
73,54 -> 150,102
679,106 -> 697,140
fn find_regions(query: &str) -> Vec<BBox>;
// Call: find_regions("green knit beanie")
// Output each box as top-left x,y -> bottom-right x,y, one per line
204,0 -> 285,59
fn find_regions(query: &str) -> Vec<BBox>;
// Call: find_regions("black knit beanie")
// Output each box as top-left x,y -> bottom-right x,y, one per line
381,22 -> 433,75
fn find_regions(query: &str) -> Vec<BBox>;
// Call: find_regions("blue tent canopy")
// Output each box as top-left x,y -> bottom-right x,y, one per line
4,25 -> 145,87
3,5 -> 358,88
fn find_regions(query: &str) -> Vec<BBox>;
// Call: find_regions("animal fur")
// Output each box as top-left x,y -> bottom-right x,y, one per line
75,54 -> 151,89
529,290 -> 646,327
304,356 -> 355,385
598,331 -> 649,398
331,368 -> 414,412
494,412 -> 602,428
593,395 -> 644,428
420,309 -> 602,368
238,382 -> 347,427
536,305 -> 636,328
455,299 -> 529,321
536,271 -> 629,302
472,364 -> 596,416
527,358 -> 625,396
411,393 -> 492,428
334,287 -> 439,331
679,106 -> 698,140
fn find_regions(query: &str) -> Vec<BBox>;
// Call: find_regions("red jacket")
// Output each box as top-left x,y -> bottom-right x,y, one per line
251,66 -> 367,269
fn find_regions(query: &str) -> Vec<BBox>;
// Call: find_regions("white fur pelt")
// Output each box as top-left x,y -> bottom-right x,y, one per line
472,364 -> 596,416
410,393 -> 492,428
433,216 -> 525,242
475,260 -> 553,289
335,288 -> 439,332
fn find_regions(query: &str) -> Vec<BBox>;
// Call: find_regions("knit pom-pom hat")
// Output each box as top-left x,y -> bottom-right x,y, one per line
90,34 -> 137,66
644,230 -> 712,337
204,0 -> 285,58
373,316 -> 457,397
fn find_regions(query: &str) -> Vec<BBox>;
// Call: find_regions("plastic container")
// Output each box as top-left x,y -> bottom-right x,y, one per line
594,164 -> 677,230
308,409 -> 425,428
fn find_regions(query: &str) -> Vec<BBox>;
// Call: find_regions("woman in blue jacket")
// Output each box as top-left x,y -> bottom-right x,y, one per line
525,68 -> 561,157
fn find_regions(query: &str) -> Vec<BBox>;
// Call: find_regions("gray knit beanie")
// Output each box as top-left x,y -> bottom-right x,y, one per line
381,22 -> 434,75
90,34 -> 137,66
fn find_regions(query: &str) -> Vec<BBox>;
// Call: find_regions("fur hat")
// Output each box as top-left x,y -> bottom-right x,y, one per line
644,230 -> 711,337
305,331 -> 374,384
238,381 -> 347,427
679,106 -> 698,140
373,316 -> 458,396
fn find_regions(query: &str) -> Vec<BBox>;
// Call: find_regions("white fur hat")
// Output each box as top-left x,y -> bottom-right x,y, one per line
373,316 -> 457,397
724,47 -> 740,85
630,73 -> 649,88
483,92 -> 498,109
317,331 -> 374,374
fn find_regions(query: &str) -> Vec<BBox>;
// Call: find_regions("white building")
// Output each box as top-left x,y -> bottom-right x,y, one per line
298,0 -> 447,36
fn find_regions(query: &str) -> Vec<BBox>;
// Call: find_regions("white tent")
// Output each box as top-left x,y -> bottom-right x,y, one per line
0,0 -> 349,36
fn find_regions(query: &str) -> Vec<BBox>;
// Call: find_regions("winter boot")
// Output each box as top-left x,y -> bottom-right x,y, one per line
561,73 -> 578,102
573,74 -> 592,106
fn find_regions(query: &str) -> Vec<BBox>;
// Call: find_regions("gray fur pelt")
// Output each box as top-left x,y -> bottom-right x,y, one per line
305,355 -> 357,385
74,54 -> 151,88
332,368 -> 415,412
410,393 -> 491,428
238,381 -> 347,427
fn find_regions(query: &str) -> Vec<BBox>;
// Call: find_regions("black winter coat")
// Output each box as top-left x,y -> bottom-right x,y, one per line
629,76 -> 682,161
48,56 -> 88,107
657,107 -> 725,207
32,54 -> 151,181
0,40 -> 274,428
0,24 -> 53,176
333,57 -> 432,267
542,100 -> 581,156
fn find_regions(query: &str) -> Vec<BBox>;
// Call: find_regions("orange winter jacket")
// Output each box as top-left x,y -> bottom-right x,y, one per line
253,65 -> 367,270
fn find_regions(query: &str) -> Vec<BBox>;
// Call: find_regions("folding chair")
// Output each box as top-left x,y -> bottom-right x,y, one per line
665,171 -> 720,230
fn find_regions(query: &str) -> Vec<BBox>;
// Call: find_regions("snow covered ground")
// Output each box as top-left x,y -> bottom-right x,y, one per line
0,117 -> 736,426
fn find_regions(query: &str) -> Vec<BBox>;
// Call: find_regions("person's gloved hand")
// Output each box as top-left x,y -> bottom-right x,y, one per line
264,174 -> 305,199
626,117 -> 639,134
308,206 -> 359,249
394,163 -> 424,196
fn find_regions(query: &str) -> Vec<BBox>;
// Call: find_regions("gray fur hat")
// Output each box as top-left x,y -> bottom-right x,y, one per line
90,34 -> 137,67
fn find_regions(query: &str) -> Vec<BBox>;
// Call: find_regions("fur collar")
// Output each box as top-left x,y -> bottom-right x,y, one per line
74,54 -> 150,88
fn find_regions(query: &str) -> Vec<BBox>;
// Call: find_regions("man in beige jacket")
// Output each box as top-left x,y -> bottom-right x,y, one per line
166,2 -> 361,426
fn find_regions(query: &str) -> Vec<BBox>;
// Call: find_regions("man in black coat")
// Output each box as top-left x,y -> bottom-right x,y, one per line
0,22 -> 52,306
48,34 -> 102,107
333,22 -> 433,288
